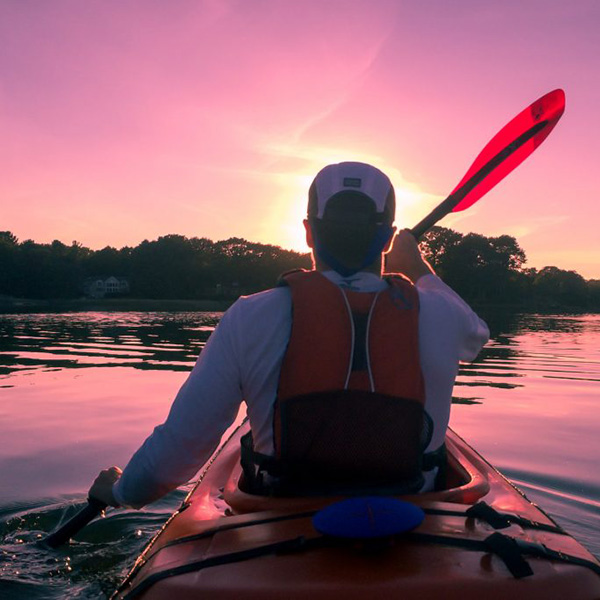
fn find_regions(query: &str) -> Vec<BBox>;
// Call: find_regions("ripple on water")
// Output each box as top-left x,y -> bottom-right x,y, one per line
0,492 -> 186,600
508,471 -> 600,559
1,311 -> 599,596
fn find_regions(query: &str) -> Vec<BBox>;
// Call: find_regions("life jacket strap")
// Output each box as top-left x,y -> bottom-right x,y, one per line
240,431 -> 283,495
422,443 -> 446,470
422,442 -> 447,490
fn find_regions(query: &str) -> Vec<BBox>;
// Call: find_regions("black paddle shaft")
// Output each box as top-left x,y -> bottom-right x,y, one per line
44,497 -> 107,548
410,119 -> 549,240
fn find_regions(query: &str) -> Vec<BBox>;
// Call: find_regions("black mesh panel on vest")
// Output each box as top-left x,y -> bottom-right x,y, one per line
350,312 -> 368,372
278,390 -> 432,494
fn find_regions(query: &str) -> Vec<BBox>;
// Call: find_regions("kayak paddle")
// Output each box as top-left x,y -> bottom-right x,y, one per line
410,88 -> 565,239
43,497 -> 107,548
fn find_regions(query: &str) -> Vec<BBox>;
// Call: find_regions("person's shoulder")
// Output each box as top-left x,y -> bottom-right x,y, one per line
414,274 -> 445,291
414,274 -> 462,301
414,274 -> 475,315
225,286 -> 291,322
415,274 -> 489,343
218,287 -> 292,349
236,286 -> 290,308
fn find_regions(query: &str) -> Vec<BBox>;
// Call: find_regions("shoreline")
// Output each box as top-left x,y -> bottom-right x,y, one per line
0,296 -> 597,315
0,297 -> 234,314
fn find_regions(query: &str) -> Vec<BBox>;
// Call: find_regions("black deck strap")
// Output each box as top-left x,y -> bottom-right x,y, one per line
407,529 -> 532,579
469,501 -> 567,534
136,501 -> 568,576
119,529 -> 600,598
122,535 -> 331,599
123,533 -> 493,598
466,502 -> 512,529
407,531 -> 489,552
125,508 -> 319,580
121,533 -> 496,599
425,502 -> 567,535
133,500 -> 568,577
484,532 -> 534,578
514,538 -> 600,577
152,509 -> 318,553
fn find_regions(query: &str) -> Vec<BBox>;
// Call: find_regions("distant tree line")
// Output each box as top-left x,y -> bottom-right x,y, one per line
0,228 -> 598,310
0,231 -> 311,300
419,227 -> 598,310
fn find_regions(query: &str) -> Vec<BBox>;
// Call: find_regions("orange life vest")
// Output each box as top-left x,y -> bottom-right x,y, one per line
241,270 -> 435,496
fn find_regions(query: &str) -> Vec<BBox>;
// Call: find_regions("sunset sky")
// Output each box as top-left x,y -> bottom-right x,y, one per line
1,1 -> 599,278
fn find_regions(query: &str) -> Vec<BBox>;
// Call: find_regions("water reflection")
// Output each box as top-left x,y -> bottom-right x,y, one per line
449,312 -> 600,561
451,312 -> 600,405
0,310 -> 598,598
0,312 -> 220,375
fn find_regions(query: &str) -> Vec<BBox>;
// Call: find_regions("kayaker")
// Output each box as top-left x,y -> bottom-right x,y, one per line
89,161 -> 489,507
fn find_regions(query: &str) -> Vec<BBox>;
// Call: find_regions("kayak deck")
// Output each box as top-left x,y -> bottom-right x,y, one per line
113,423 -> 600,599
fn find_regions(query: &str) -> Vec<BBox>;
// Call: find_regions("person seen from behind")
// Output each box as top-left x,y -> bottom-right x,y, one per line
90,161 -> 490,506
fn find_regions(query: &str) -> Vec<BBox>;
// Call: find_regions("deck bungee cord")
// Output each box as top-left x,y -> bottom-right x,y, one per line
117,525 -> 600,600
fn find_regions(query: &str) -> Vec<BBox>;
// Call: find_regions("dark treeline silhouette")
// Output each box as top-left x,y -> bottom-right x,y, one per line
0,232 -> 311,301
419,227 -> 598,310
0,228 -> 598,310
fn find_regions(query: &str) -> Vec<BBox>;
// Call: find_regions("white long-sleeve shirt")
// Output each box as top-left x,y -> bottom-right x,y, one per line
113,272 -> 489,508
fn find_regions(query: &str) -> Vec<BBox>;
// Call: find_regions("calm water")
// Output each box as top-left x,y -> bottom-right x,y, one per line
0,310 -> 599,598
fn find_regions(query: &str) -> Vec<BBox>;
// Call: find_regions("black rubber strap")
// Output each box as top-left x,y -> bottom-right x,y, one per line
484,532 -> 534,578
485,533 -> 600,579
147,510 -> 317,553
136,500 -> 566,568
467,501 -> 513,528
122,533 -> 491,598
120,528 -> 600,598
514,537 -> 600,575
121,535 -> 327,599
115,509 -> 318,593
432,501 -> 567,535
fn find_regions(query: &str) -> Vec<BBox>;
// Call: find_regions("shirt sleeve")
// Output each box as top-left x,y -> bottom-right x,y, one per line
416,274 -> 490,361
113,303 -> 244,509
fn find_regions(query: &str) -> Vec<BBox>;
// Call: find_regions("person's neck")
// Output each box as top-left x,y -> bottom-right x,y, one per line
313,256 -> 383,277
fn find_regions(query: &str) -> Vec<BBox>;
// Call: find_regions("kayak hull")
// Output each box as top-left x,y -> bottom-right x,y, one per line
113,423 -> 600,599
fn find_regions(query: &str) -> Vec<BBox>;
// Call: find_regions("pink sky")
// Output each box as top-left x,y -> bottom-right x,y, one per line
1,1 -> 599,278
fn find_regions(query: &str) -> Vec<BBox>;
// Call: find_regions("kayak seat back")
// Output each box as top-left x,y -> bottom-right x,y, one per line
226,429 -> 491,514
242,391 -> 434,497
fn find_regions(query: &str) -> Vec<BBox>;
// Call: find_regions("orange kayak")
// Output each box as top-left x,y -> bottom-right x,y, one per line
112,422 -> 600,599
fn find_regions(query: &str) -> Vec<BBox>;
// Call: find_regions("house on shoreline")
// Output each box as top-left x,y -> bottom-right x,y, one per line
83,276 -> 130,298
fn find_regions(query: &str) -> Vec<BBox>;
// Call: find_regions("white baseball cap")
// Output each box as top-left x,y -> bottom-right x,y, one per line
307,161 -> 395,224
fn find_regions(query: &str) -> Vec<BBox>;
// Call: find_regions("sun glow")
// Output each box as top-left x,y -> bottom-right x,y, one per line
389,177 -> 441,232
260,161 -> 440,253
261,173 -> 313,253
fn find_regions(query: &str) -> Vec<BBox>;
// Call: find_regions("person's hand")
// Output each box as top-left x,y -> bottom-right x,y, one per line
385,229 -> 434,283
89,466 -> 122,507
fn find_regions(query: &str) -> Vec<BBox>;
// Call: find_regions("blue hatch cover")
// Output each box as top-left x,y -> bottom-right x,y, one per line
312,496 -> 425,539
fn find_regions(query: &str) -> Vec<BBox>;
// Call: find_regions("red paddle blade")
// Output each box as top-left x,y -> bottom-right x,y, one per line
451,89 -> 565,213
